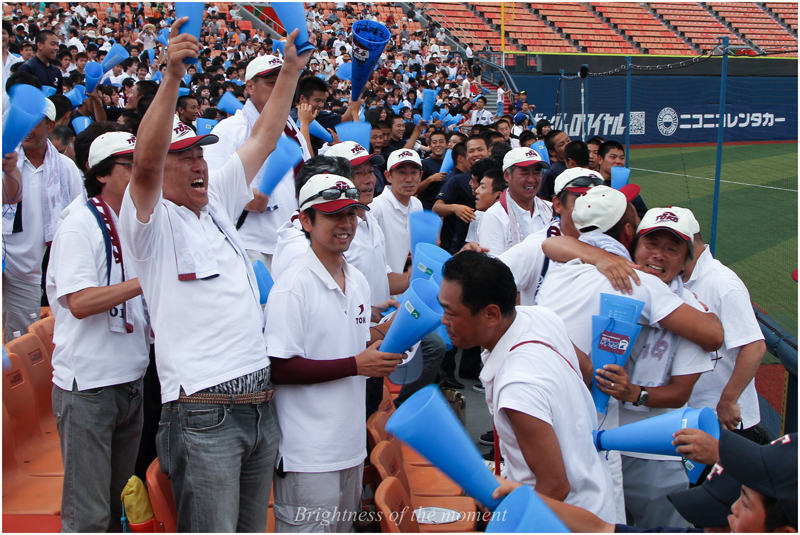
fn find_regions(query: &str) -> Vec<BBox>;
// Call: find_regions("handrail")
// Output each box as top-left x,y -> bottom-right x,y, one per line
418,2 -> 478,53
754,306 -> 798,376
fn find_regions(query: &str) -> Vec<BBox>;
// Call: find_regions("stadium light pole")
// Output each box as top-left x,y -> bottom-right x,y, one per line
710,37 -> 729,257
625,56 -> 631,169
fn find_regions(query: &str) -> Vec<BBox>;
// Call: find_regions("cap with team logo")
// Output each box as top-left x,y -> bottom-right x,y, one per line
298,174 -> 370,214
553,167 -> 604,196
572,184 -> 641,234
638,206 -> 696,242
88,132 -> 137,168
169,117 -> 218,152
387,148 -> 422,170
325,141 -> 385,167
667,460 -> 742,528
244,55 -> 283,82
502,146 -> 551,172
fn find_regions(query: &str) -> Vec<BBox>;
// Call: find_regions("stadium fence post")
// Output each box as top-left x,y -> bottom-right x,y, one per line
625,56 -> 631,168
559,69 -> 565,129
710,37 -> 729,256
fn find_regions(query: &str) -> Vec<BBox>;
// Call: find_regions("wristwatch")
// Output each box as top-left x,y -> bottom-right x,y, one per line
632,386 -> 649,407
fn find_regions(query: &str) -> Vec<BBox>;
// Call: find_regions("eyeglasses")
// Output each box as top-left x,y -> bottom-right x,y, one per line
564,176 -> 604,190
301,186 -> 360,207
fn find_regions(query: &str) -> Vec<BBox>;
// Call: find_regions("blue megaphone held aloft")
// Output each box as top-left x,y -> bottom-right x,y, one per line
409,211 -> 442,263
349,20 -> 391,101
486,485 -> 570,533
101,43 -> 130,73
151,70 -> 162,83
611,166 -> 631,190
270,2 -> 316,54
532,140 -> 550,166
447,114 -> 462,127
84,62 -> 104,94
196,118 -> 217,134
41,86 -> 56,97
336,61 -> 352,81
71,116 -> 92,134
157,33 -> 169,47
217,91 -> 244,115
257,134 -> 303,196
308,120 -> 333,143
3,85 -> 47,156
335,121 -> 371,150
175,2 -> 204,64
380,279 -> 443,354
413,113 -> 422,124
431,110 -> 441,121
411,243 -> 451,283
147,48 -> 155,62
272,39 -> 284,55
386,385 -> 503,510
178,87 -> 190,97
439,149 -> 454,174
65,85 -> 86,108
252,259 -> 274,305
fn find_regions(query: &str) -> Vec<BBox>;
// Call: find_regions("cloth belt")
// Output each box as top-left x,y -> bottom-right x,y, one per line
177,388 -> 274,405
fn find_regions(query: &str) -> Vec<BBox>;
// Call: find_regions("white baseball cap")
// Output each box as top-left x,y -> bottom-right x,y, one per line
502,146 -> 551,172
325,141 -> 385,167
387,148 -> 421,170
169,116 -> 218,151
572,184 -> 641,234
43,99 -> 57,122
638,207 -> 697,242
298,174 -> 370,213
88,132 -> 137,168
244,55 -> 283,81
553,167 -> 604,196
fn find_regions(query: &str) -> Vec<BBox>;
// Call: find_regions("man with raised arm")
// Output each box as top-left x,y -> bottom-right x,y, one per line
118,22 -> 310,532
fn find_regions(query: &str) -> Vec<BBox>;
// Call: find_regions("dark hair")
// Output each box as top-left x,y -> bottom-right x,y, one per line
202,108 -> 220,120
295,155 -> 352,198
298,75 -> 329,101
490,142 -> 512,166
442,251 -> 517,316
466,134 -> 487,150
176,95 -> 196,111
481,130 -> 503,147
3,20 -> 14,35
451,141 -> 467,164
75,121 -> 128,195
49,95 -> 72,122
586,136 -> 605,147
6,71 -> 41,93
136,93 -> 155,120
544,129 -> 565,154
34,30 -> 56,48
519,130 -> 537,147
49,124 -> 74,147
135,80 -> 158,99
763,493 -> 795,532
483,168 -> 507,193
118,110 -> 141,136
429,129 -> 447,142
447,131 -> 467,144
470,158 -> 499,181
598,140 -> 624,159
564,140 -> 590,167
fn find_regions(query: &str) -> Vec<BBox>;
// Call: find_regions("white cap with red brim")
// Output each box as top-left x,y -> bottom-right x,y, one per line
325,141 -> 385,167
502,146 -> 551,172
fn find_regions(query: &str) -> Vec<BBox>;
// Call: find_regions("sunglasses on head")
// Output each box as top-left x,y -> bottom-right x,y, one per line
566,176 -> 604,190
301,186 -> 361,207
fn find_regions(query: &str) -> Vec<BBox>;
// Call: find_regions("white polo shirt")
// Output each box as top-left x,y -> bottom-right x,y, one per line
203,100 -> 311,256
368,186 -> 422,275
498,228 -> 547,306
685,245 -> 764,429
271,214 -> 307,282
481,306 -> 616,522
119,153 -> 269,403
265,248 -> 371,472
478,195 -> 552,256
47,204 -> 149,391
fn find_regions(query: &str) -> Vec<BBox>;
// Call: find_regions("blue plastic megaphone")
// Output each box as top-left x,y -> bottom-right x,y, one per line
439,149 -> 454,174
65,84 -> 86,108
272,39 -> 284,55
151,70 -> 162,82
84,62 -> 104,94
270,2 -> 316,54
157,33 -> 169,47
413,113 -> 422,124
600,293 -> 645,323
486,485 -> 569,533
532,140 -> 550,166
3,84 -> 47,156
217,91 -> 243,115
611,166 -> 631,190
196,118 -> 217,134
41,86 -> 56,97
252,260 -> 274,305
411,243 -> 451,283
349,20 -> 391,101
258,134 -> 303,196
336,61 -> 352,81
147,48 -> 155,62
71,116 -> 92,134
101,43 -> 130,73
409,211 -> 442,263
590,315 -> 641,414
431,110 -> 441,121
335,121 -> 371,150
175,2 -> 204,64
388,342 -> 424,385
308,120 -> 333,143
594,407 -> 720,458
381,279 -> 443,354
178,87 -> 190,97
447,114 -> 462,127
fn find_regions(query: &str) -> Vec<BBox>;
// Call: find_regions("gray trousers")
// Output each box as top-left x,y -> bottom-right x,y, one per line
396,332 -> 446,405
273,462 -> 364,533
156,399 -> 279,532
3,270 -> 41,342
53,379 -> 144,532
622,456 -> 689,529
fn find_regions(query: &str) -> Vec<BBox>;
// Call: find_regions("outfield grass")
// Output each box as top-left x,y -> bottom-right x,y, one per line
629,142 -> 798,338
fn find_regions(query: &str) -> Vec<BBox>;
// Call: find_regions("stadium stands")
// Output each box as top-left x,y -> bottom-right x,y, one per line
591,3 -> 696,55
766,3 -> 799,31
422,2 -> 509,50
651,3 -> 750,51
532,3 -> 640,54
473,2 -> 578,53
709,3 -> 798,54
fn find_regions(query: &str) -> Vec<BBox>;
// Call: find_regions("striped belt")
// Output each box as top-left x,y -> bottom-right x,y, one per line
177,388 -> 275,405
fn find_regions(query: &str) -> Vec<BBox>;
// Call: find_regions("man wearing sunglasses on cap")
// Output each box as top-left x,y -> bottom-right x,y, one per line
264,173 -> 405,533
119,22 -> 309,532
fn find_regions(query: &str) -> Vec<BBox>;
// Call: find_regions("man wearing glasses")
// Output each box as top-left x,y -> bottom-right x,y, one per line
264,173 -> 404,532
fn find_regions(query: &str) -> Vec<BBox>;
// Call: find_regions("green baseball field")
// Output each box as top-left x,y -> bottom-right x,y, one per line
629,141 -> 798,342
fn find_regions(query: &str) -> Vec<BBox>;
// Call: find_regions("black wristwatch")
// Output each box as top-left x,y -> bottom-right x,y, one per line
632,386 -> 649,407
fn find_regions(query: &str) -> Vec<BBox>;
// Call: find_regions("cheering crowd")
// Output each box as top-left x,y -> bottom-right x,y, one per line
2,2 -> 797,534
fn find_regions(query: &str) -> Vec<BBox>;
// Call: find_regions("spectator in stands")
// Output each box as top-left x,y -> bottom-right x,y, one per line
16,29 -> 61,93
564,140 -> 590,169
175,94 -> 199,129
433,141 -> 478,254
586,135 -> 604,172
539,129 -> 570,200
495,79 -> 506,117
535,119 -> 552,139
418,129 -> 449,211
597,140 -> 647,217
2,20 -> 24,96
48,124 -> 75,160
471,96 -> 493,126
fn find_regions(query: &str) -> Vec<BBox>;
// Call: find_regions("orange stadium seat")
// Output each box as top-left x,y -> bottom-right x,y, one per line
145,459 -> 177,533
374,477 -> 420,533
27,316 -> 55,361
5,333 -> 58,442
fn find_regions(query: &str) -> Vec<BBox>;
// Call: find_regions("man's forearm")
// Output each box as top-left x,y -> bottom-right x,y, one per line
433,200 -> 459,217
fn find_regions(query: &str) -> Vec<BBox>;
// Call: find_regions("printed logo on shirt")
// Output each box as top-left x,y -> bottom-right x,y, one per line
655,211 -> 679,223
355,304 -> 367,324
598,331 -> 629,355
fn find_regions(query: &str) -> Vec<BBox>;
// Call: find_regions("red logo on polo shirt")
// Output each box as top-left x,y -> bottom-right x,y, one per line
356,303 -> 367,324
598,331 -> 630,355
655,211 -> 679,223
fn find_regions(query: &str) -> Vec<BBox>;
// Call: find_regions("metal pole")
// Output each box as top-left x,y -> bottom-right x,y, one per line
585,72 -> 589,142
625,56 -> 631,169
710,37 -> 728,257
580,78 -> 585,141
559,69 -> 565,130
